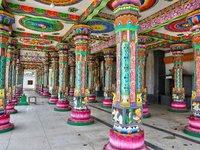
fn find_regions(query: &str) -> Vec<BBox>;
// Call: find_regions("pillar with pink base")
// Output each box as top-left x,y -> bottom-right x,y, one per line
6,37 -> 18,114
12,48 -> 18,105
48,52 -> 59,105
138,36 -> 151,118
184,9 -> 200,138
0,10 -> 15,133
104,0 -> 149,149
68,24 -> 94,126
68,51 -> 75,98
54,43 -> 71,111
101,48 -> 115,108
42,53 -> 50,98
88,55 -> 97,103
169,44 -> 188,113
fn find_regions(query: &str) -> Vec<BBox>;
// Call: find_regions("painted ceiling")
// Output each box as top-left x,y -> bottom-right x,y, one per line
2,0 -> 199,69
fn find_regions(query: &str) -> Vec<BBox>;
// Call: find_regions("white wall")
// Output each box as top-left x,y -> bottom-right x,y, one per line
23,70 -> 36,90
146,52 -> 154,94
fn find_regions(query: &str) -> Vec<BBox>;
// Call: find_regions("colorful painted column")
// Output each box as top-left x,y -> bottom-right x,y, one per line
5,37 -> 18,114
36,70 -> 39,93
101,48 -> 115,108
42,53 -> 49,98
169,44 -> 188,113
41,65 -> 44,96
94,57 -> 99,91
48,52 -> 59,105
88,55 -> 97,103
138,36 -> 151,118
184,9 -> 200,137
104,1 -> 149,149
54,43 -> 71,111
16,62 -> 24,98
12,49 -> 18,104
68,51 -> 75,97
0,10 -> 15,133
68,24 -> 94,126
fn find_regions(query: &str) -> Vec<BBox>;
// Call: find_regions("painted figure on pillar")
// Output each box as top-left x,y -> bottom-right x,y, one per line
94,57 -> 100,91
184,9 -> 200,138
6,37 -> 18,114
68,24 -> 94,126
102,48 -> 115,108
169,44 -> 188,113
68,51 -> 75,98
54,43 -> 71,111
138,36 -> 151,118
49,52 -> 59,105
88,55 -> 97,103
0,10 -> 15,133
42,52 -> 49,98
104,1 -> 149,149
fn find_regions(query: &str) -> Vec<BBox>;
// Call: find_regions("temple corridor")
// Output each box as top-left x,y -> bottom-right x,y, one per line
0,91 -> 199,150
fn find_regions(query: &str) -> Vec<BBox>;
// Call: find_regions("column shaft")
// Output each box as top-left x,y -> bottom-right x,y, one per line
68,52 -> 75,97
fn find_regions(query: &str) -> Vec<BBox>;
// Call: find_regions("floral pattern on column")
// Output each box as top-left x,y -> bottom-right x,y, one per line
68,24 -> 94,126
68,51 -> 75,97
101,48 -> 115,108
184,9 -> 200,138
49,52 -> 59,105
54,43 -> 71,111
169,44 -> 188,113
104,1 -> 149,149
0,10 -> 15,133
42,53 -> 50,98
138,36 -> 151,118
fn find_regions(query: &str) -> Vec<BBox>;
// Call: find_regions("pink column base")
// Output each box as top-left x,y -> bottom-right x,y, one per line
105,129 -> 147,150
89,96 -> 97,102
12,98 -> 18,104
68,117 -> 94,124
104,143 -> 149,150
43,93 -> 49,97
171,102 -> 187,109
69,92 -> 74,96
0,113 -> 14,131
54,102 -> 71,111
185,125 -> 200,134
6,103 -> 17,113
71,109 -> 91,120
16,93 -> 20,97
49,97 -> 58,103
189,115 -> 200,129
143,105 -> 148,113
102,100 -> 112,107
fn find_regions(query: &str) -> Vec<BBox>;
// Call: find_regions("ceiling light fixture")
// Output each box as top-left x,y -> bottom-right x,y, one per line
50,1 -> 54,8
40,32 -> 43,37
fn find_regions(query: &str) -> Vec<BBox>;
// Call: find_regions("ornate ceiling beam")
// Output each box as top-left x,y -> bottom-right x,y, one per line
139,0 -> 200,33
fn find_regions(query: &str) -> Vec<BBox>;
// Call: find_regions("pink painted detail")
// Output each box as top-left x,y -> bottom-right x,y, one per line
189,115 -> 200,129
6,103 -> 17,113
103,100 -> 112,106
71,109 -> 91,120
130,42 -> 136,103
143,112 -> 151,117
104,143 -> 149,150
68,117 -> 94,123
171,102 -> 186,108
143,105 -> 148,113
49,97 -> 58,103
16,93 -> 20,97
12,98 -> 17,104
41,91 -> 44,95
169,107 -> 188,111
89,96 -> 96,102
185,125 -> 200,134
116,42 -> 121,103
43,92 -> 49,97
108,128 -> 146,150
0,113 -> 10,125
56,101 -> 69,108
69,92 -> 74,96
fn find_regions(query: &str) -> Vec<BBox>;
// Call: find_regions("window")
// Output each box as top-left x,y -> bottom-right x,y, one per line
28,80 -> 33,85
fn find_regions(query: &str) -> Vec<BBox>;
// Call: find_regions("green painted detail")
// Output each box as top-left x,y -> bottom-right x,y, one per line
15,102 -> 29,106
143,114 -> 151,119
82,0 -> 110,23
169,109 -> 189,113
101,105 -> 112,109
54,108 -> 71,112
89,101 -> 97,103
67,120 -> 94,126
42,96 -> 49,98
7,3 -> 19,9
0,126 -> 14,134
35,8 -> 46,14
8,11 -> 78,25
9,110 -> 18,114
184,129 -> 200,138
48,102 -> 56,105
140,14 -> 187,34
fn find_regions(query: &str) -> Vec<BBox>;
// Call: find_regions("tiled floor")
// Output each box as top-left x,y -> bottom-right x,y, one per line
0,91 -> 200,150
